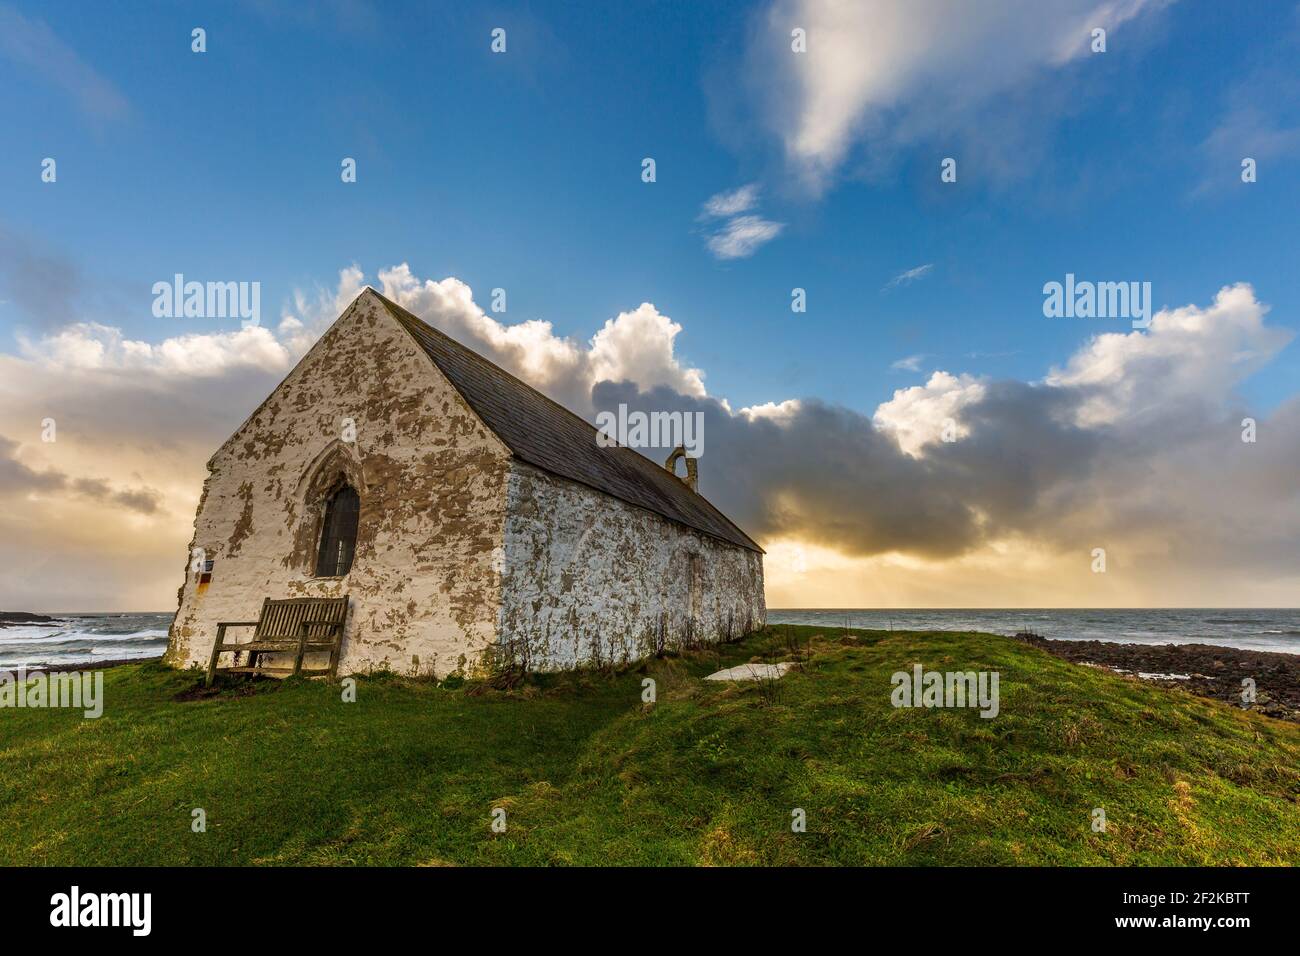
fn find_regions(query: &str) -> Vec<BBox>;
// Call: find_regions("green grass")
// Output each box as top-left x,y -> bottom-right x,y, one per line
2,626 -> 1297,865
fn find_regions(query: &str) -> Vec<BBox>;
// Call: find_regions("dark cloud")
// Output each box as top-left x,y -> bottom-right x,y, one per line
0,435 -> 164,515
594,381 -> 1049,559
594,368 -> 1300,580
0,435 -> 65,493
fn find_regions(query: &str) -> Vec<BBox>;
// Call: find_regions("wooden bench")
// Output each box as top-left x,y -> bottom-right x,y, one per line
206,596 -> 348,685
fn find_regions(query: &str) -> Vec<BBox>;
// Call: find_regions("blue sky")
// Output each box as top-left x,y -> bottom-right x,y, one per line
4,0 -> 1297,413
3,0 -> 1300,610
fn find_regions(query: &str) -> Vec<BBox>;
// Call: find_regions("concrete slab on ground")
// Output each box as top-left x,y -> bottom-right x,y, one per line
704,662 -> 795,681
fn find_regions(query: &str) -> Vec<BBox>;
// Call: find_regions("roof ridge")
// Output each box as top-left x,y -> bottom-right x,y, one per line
368,288 -> 762,553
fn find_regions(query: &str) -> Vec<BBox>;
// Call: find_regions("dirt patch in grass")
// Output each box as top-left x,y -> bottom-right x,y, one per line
172,674 -> 283,702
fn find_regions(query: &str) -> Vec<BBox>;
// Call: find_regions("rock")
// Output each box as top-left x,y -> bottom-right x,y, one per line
0,611 -> 58,628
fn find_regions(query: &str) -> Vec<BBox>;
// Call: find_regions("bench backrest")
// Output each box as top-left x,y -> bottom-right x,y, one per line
253,597 -> 349,641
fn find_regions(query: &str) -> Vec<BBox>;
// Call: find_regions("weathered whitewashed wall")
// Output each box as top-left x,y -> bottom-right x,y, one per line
167,288 -> 767,679
499,460 -> 766,670
165,291 -> 512,678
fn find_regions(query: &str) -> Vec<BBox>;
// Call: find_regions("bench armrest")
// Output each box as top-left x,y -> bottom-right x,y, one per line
216,621 -> 259,628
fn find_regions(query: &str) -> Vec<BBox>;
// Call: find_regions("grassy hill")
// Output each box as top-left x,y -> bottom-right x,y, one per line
2,626 -> 1297,865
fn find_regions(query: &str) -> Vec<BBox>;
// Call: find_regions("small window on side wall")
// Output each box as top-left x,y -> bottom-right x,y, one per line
315,485 -> 360,577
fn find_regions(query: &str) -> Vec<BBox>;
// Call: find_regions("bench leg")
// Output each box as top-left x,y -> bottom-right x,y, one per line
206,625 -> 227,687
292,625 -> 307,677
327,627 -> 341,680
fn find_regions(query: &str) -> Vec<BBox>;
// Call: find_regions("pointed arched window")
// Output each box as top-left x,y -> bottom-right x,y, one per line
315,485 -> 360,577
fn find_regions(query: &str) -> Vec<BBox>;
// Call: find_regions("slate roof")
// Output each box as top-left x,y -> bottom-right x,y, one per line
376,291 -> 762,553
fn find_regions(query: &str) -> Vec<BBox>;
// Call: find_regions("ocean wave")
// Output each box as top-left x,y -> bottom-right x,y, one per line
1,638 -> 164,656
0,646 -> 163,668
0,629 -> 168,645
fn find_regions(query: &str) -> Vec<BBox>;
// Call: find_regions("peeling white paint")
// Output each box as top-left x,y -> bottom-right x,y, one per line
500,462 -> 766,670
165,289 -> 765,679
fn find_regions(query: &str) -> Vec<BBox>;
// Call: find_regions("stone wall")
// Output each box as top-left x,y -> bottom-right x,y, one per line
164,292 -> 512,678
499,460 -> 766,670
166,289 -> 767,680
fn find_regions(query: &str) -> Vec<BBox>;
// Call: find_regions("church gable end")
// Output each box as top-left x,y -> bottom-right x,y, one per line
167,290 -> 513,677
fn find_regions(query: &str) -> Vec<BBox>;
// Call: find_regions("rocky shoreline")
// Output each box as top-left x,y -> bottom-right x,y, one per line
1014,633 -> 1300,723
24,658 -> 158,675
0,611 -> 58,628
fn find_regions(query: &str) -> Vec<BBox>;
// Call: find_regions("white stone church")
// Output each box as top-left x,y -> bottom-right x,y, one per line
165,288 -> 765,678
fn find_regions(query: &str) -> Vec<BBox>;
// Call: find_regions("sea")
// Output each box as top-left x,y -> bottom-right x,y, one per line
767,608 -> 1300,656
0,613 -> 173,670
2,608 -> 1299,670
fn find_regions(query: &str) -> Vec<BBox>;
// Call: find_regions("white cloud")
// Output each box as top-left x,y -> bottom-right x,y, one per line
890,354 -> 927,372
751,0 -> 1173,192
883,264 -> 935,290
18,321 -> 291,377
276,264 -> 368,355
698,184 -> 785,260
738,398 -> 803,422
377,263 -> 707,411
873,370 -> 986,457
589,303 -> 707,398
700,183 -> 761,219
379,265 -> 586,389
12,264 -> 373,381
705,215 -> 786,260
13,262 -> 710,412
1045,283 -> 1293,426
884,264 -> 933,290
872,283 -> 1293,456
